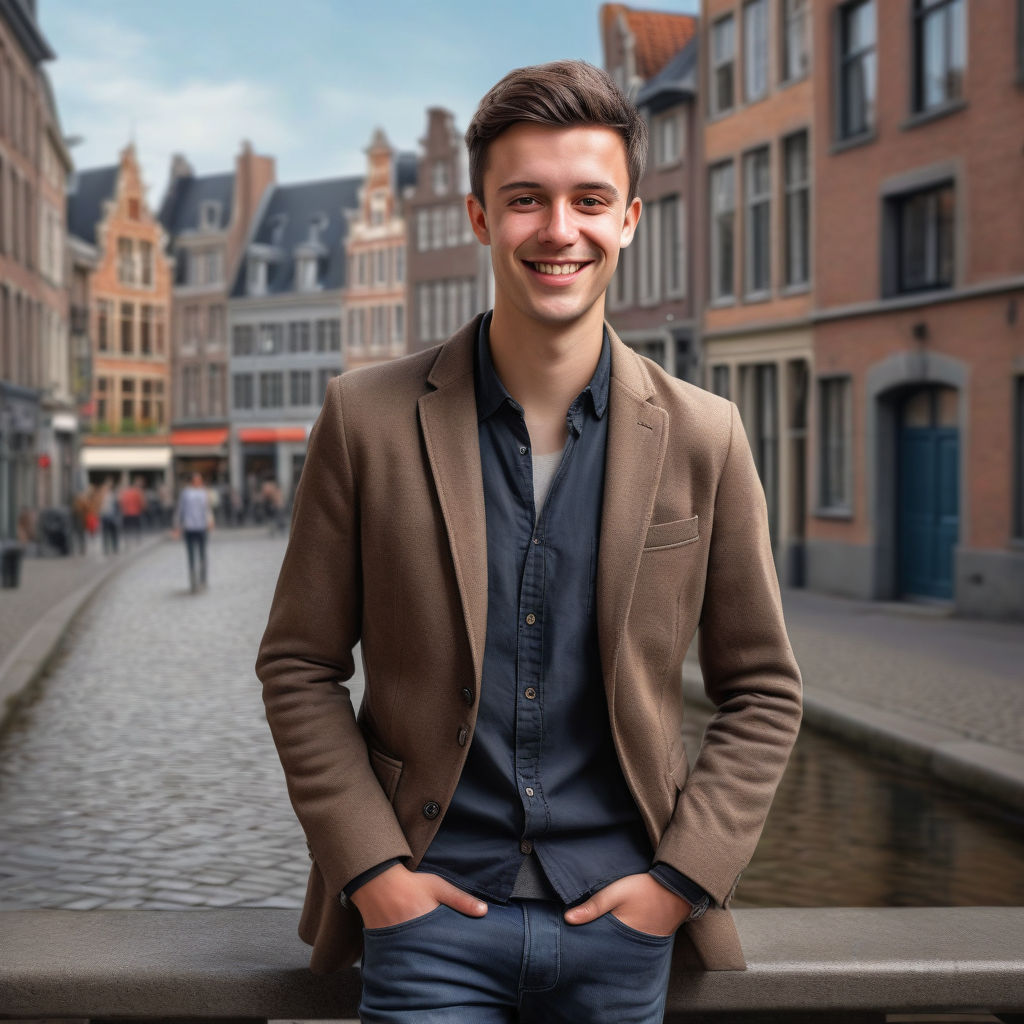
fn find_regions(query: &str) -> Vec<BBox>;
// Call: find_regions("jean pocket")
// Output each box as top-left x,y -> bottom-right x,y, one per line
603,911 -> 675,947
362,902 -> 448,938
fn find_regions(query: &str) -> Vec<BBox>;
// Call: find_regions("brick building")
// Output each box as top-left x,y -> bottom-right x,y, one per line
0,0 -> 73,537
406,107 -> 490,355
227,173 -> 360,507
806,0 -> 1024,618
159,141 -> 275,486
67,144 -> 174,489
602,6 -> 700,379
698,0 -> 814,585
343,129 -> 417,370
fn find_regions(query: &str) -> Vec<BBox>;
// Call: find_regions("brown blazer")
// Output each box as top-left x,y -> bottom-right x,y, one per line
256,316 -> 802,975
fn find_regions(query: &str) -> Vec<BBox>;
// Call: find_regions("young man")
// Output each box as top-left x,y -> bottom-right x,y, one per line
174,472 -> 211,593
257,61 -> 801,1023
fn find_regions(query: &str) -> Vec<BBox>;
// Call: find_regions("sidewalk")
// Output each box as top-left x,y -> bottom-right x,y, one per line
685,588 -> 1024,810
0,535 -> 163,730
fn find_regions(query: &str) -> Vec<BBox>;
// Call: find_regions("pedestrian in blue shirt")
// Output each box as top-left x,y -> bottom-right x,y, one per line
174,473 -> 211,593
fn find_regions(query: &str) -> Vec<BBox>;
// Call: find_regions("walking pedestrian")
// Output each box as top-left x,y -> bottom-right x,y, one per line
98,480 -> 120,555
258,60 -> 801,1022
174,473 -> 211,593
119,477 -> 146,545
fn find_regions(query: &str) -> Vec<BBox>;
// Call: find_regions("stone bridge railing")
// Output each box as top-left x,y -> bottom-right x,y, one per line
2,906 -> 1024,1022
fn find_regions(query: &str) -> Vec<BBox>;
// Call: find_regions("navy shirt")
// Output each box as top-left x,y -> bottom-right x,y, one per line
419,314 -> 654,904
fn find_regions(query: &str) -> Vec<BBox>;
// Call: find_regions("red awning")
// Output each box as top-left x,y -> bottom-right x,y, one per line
170,428 -> 230,447
237,427 -> 307,444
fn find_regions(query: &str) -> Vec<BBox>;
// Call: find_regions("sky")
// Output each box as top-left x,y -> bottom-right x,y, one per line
42,0 -> 699,204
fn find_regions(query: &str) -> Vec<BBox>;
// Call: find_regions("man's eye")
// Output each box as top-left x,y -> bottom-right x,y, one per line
578,197 -> 602,208
511,196 -> 538,207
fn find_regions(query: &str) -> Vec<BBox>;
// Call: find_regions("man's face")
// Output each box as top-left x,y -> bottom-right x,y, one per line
467,123 -> 641,333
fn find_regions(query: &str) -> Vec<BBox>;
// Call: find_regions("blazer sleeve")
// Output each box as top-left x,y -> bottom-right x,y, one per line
255,376 -> 412,898
654,401 -> 802,907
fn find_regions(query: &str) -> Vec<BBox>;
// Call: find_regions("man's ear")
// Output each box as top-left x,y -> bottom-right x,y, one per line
619,196 -> 642,248
466,193 -> 490,245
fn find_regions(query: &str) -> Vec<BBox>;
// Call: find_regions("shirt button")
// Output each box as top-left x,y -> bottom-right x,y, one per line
520,840 -> 533,855
422,801 -> 440,820
533,537 -> 540,545
519,446 -> 528,455
525,613 -> 536,625
524,687 -> 536,700
461,687 -> 474,706
525,787 -> 534,797
457,726 -> 468,746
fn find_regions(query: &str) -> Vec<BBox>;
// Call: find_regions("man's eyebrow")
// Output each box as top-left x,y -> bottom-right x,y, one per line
495,180 -> 622,200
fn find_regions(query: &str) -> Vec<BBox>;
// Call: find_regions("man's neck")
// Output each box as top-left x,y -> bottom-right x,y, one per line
487,300 -> 605,434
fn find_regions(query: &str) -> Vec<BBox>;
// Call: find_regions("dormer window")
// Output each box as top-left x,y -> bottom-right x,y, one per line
297,256 -> 318,291
199,200 -> 221,231
370,191 -> 387,227
248,257 -> 268,296
432,161 -> 449,196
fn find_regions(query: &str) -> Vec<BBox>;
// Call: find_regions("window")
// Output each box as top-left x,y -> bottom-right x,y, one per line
416,210 -> 429,252
609,241 -> 633,310
297,256 -> 318,291
744,147 -> 771,296
121,377 -> 135,424
446,206 -> 461,247
660,196 -> 684,298
290,370 -> 312,406
247,257 -> 267,296
711,365 -> 731,399
711,14 -> 736,116
117,238 -> 134,284
741,363 -> 779,540
781,0 -> 809,82
913,0 -> 965,113
886,182 -> 955,295
1015,377 -> 1024,538
349,308 -> 364,348
636,207 -> 658,306
328,320 -> 341,351
318,368 -> 333,400
140,304 -> 153,355
417,283 -> 432,343
315,320 -> 329,352
183,365 -> 200,418
139,241 -> 153,286
783,131 -> 810,287
375,249 -> 387,286
432,161 -> 449,196
120,302 -> 134,354
207,305 -> 225,347
395,245 -> 405,283
431,207 -> 445,249
653,111 -> 681,167
199,200 -> 221,231
259,371 -> 283,408
258,323 -> 283,355
838,0 -> 877,139
819,377 -> 851,510
95,376 -> 108,425
709,162 -> 736,302
393,304 -> 404,344
744,0 -> 769,102
233,373 -> 254,410
208,364 -> 223,417
97,299 -> 111,351
232,324 -> 254,356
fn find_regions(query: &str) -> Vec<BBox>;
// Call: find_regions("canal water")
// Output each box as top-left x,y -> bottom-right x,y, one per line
681,707 -> 1024,909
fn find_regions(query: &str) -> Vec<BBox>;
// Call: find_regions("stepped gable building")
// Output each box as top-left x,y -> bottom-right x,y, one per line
602,6 -> 700,381
227,172 -> 360,507
406,107 -> 490,355
159,141 -> 275,486
343,128 -> 417,370
698,0 -> 814,587
67,145 -> 174,489
806,0 -> 1024,618
0,0 -> 73,538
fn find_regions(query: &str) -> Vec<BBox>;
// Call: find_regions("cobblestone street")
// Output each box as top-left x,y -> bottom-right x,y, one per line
0,532 -> 327,912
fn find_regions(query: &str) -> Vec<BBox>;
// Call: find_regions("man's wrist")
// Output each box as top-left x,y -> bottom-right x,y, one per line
649,863 -> 711,920
340,857 -> 403,907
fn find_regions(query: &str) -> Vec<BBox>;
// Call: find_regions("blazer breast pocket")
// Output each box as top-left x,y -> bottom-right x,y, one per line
643,514 -> 699,551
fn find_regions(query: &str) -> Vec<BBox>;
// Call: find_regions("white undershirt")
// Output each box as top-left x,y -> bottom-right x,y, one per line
531,451 -> 562,521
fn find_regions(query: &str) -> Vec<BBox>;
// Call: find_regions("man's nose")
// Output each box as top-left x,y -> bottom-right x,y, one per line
537,202 -> 579,248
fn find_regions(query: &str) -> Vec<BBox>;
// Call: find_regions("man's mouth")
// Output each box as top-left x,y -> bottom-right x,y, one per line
524,260 -> 590,276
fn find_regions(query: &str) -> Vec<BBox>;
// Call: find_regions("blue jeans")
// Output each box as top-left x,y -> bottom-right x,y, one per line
358,900 -> 674,1023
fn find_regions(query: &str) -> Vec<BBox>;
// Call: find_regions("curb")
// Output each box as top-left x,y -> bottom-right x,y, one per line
0,536 -> 165,734
681,667 -> 1024,814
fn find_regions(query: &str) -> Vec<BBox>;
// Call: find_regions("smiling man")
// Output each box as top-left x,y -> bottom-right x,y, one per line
257,61 -> 802,1023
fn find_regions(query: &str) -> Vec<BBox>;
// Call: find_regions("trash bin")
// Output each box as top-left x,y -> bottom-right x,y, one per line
37,507 -> 72,557
0,541 -> 24,588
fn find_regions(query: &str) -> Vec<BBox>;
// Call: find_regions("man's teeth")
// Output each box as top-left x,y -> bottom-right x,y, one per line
532,262 -> 582,275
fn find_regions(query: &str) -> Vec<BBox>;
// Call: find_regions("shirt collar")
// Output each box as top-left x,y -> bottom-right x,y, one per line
475,310 -> 611,424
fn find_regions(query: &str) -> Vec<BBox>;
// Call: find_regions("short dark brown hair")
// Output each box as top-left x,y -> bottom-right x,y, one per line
465,60 -> 648,204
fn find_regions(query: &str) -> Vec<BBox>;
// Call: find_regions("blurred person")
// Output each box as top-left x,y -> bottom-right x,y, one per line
258,60 -> 801,1023
173,472 -> 211,593
119,476 -> 146,545
70,487 -> 94,555
98,480 -> 120,555
260,477 -> 284,536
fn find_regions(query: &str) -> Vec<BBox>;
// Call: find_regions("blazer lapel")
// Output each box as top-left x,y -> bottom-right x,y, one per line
418,318 -> 489,690
598,329 -> 668,706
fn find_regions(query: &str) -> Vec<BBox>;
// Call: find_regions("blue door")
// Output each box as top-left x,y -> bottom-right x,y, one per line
898,426 -> 959,600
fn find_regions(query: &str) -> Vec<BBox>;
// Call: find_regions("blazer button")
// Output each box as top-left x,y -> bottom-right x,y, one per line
457,726 -> 468,746
461,687 -> 474,706
423,801 -> 441,820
